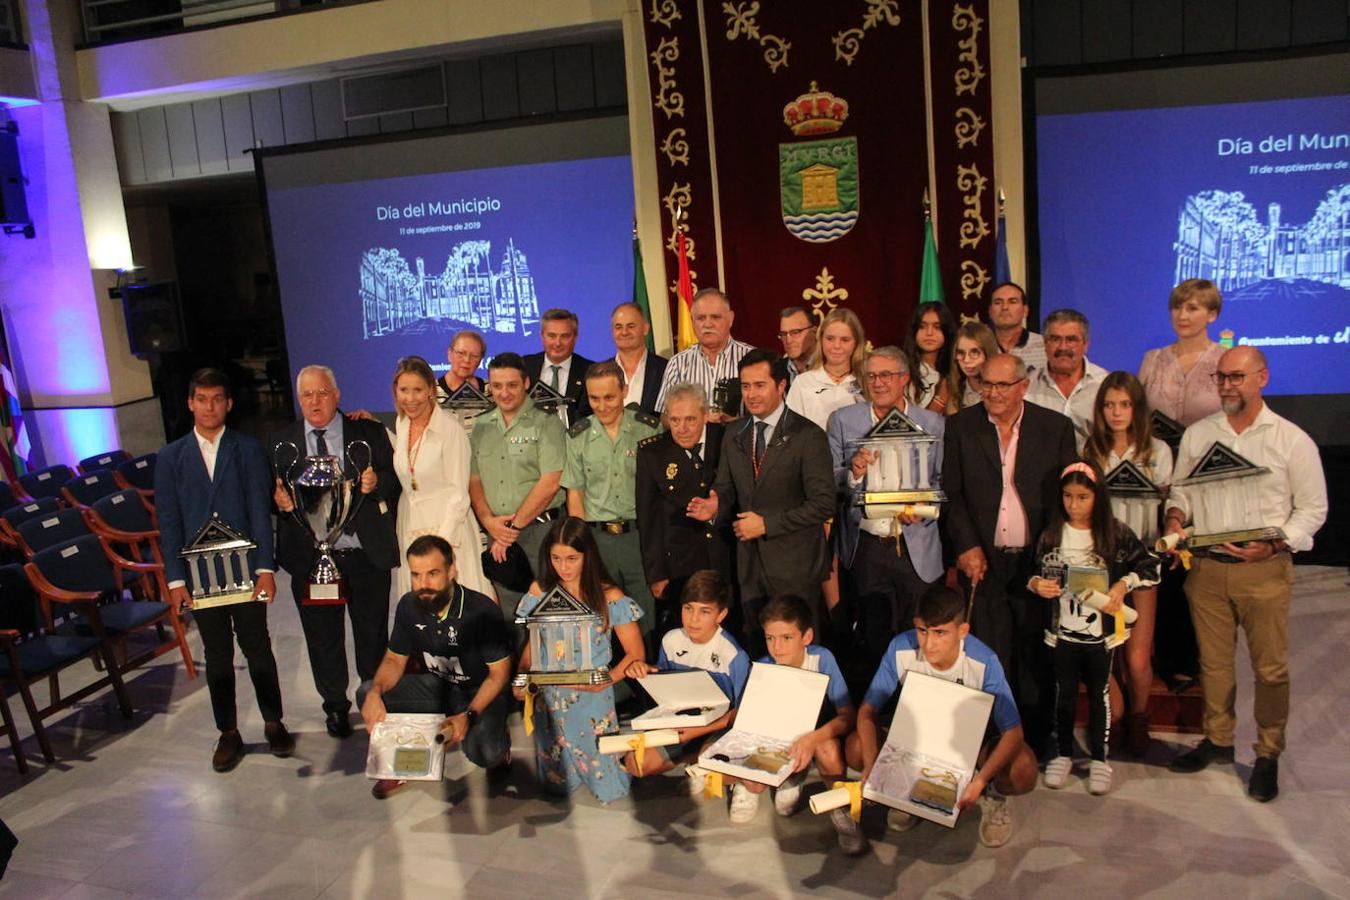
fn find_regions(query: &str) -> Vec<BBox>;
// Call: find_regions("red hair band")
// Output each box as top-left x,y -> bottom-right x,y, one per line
1061,461 -> 1097,483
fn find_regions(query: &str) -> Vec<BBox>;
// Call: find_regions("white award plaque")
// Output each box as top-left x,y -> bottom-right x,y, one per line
632,669 -> 731,730
365,713 -> 446,782
698,663 -> 827,787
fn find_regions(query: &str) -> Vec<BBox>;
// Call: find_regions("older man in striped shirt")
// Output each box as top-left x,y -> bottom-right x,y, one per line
655,288 -> 754,421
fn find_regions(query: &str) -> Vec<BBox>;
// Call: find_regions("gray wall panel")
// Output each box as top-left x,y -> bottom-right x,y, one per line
137,107 -> 172,183
480,54 -> 520,120
446,58 -> 484,124
165,103 -> 201,178
111,112 -> 146,185
1133,0 -> 1185,57
309,80 -> 347,141
249,90 -> 285,148
192,99 -> 229,176
516,49 -> 557,116
1184,0 -> 1239,55
1290,0 -> 1347,43
221,93 -> 256,171
1236,0 -> 1292,48
1082,0 -> 1134,63
279,84 -> 316,145
554,45 -> 596,111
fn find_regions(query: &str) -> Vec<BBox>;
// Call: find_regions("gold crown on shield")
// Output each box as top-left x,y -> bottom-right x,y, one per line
783,82 -> 849,136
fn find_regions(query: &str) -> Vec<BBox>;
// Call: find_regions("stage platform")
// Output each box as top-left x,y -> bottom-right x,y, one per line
1,566 -> 1347,898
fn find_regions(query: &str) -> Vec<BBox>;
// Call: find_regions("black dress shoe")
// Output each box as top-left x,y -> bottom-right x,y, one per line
212,730 -> 244,773
326,711 -> 354,739
264,721 -> 296,757
1248,757 -> 1279,802
1169,738 -> 1235,773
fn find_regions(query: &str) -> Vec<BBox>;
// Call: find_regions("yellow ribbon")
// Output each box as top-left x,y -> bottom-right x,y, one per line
703,769 -> 724,799
523,687 -> 535,736
1114,607 -> 1127,645
628,732 -> 648,776
832,780 -> 863,822
1178,549 -> 1193,570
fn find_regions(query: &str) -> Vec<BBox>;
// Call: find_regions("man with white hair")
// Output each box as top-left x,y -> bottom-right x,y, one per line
654,288 -> 753,418
271,365 -> 401,739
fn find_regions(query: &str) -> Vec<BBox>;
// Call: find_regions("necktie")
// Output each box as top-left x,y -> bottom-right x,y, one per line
549,365 -> 561,392
754,421 -> 768,471
314,428 -> 329,456
692,442 -> 703,462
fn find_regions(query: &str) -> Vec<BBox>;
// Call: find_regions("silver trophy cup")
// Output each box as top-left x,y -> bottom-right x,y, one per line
275,439 -> 372,605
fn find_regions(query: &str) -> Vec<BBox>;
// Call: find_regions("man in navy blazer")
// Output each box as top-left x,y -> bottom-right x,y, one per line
156,368 -> 292,772
522,308 -> 594,427
828,347 -> 945,664
610,302 -> 669,416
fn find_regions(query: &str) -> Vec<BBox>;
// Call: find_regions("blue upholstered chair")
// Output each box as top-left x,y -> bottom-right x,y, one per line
18,465 -> 75,503
4,545 -> 134,772
113,453 -> 157,496
0,498 -> 61,553
77,450 -> 132,475
60,471 -> 123,510
16,508 -> 92,559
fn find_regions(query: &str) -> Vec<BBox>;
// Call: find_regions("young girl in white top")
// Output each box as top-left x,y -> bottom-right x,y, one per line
785,307 -> 866,429
1083,371 -> 1173,756
902,302 -> 955,413
1030,462 -> 1160,795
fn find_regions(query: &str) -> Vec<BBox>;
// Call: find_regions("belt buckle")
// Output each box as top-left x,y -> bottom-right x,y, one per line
605,521 -> 624,535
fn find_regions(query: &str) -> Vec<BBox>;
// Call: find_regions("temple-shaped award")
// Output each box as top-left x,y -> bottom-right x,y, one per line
1174,441 -> 1285,549
512,586 -> 609,687
852,407 -> 945,519
528,380 -> 573,416
1105,458 -> 1166,542
179,513 -> 259,609
1151,410 -> 1184,452
441,382 -> 494,434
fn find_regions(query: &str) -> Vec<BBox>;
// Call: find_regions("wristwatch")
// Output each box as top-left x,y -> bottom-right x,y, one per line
465,709 -> 479,728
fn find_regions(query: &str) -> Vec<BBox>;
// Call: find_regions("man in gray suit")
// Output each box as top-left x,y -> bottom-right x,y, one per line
828,346 -> 945,665
689,348 -> 835,655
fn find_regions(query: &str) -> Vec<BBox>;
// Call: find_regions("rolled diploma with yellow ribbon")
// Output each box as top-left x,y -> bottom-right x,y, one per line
1080,589 -> 1138,625
1155,528 -> 1193,554
861,503 -> 940,521
598,729 -> 681,755
809,787 -> 854,814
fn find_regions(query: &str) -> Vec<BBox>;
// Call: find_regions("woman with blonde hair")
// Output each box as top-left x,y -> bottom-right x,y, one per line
1137,279 -> 1224,427
786,307 -> 866,428
389,355 -> 492,599
946,320 -> 1000,413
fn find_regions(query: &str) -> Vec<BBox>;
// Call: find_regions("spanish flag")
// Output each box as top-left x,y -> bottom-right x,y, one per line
675,230 -> 697,352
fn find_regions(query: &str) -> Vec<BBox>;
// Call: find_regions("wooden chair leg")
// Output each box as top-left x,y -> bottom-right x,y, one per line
99,646 -> 133,719
171,615 -> 198,680
0,689 -> 29,775
15,679 -> 54,763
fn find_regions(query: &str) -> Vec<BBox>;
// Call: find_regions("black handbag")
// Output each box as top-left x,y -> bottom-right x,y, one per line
481,541 -> 534,592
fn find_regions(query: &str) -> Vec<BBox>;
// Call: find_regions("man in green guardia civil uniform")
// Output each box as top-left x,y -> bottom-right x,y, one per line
563,360 -> 661,639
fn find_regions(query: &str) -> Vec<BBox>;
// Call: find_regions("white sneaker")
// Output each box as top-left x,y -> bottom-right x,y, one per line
685,764 -> 709,798
887,808 -> 920,832
773,773 -> 805,816
831,807 -> 869,856
1043,755 -> 1073,789
977,790 -> 1013,848
729,783 -> 761,824
1088,760 -> 1113,795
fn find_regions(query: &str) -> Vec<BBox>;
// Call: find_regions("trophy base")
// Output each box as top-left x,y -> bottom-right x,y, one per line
193,590 -> 257,610
1187,527 -> 1287,550
303,578 -> 348,607
513,667 -> 611,688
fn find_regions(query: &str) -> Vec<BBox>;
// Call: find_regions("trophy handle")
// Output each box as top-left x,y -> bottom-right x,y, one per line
346,439 -> 373,474
272,441 -> 301,495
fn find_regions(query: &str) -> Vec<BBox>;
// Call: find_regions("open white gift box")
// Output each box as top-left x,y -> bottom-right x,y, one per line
698,662 -> 827,787
632,669 -> 731,730
365,713 -> 446,782
862,671 -> 993,827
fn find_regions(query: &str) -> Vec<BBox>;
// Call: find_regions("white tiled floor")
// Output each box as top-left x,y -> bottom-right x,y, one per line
2,567 -> 1349,898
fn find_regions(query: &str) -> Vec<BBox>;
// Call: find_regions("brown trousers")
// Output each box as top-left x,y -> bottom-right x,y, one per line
1185,554 -> 1293,759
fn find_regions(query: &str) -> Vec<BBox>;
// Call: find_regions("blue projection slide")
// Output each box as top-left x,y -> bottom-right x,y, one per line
1037,94 -> 1350,396
269,155 -> 635,410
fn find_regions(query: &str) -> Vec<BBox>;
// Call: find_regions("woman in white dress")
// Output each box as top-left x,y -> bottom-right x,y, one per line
389,356 -> 492,600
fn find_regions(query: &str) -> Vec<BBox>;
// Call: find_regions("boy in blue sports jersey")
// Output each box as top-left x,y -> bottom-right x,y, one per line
846,584 -> 1038,850
735,595 -> 863,852
623,570 -> 750,784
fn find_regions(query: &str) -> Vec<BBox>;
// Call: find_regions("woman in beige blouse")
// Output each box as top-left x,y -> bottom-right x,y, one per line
1137,279 -> 1224,427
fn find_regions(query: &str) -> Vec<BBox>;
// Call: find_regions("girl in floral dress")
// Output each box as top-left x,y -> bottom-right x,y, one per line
514,517 -> 645,802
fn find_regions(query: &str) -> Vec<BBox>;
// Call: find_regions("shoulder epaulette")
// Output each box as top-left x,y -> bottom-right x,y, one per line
633,409 -> 661,429
568,417 -> 591,438
638,433 -> 664,449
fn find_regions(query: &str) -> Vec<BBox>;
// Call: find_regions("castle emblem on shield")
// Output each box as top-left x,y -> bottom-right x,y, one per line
780,83 -> 858,243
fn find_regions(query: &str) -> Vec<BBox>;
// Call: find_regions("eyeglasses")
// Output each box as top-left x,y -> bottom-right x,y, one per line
299,389 -> 334,401
1212,368 -> 1265,386
777,326 -> 813,341
980,378 -> 1026,394
450,349 -> 482,360
864,370 -> 904,382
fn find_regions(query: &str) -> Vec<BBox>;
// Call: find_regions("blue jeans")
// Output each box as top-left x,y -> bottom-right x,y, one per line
357,674 -> 510,769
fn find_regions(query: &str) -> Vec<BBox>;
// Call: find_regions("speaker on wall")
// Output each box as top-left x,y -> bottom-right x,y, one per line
122,280 -> 186,356
1,124 -> 34,237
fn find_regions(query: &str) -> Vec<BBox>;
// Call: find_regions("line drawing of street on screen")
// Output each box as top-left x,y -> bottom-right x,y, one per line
359,239 -> 541,340
1173,184 -> 1350,325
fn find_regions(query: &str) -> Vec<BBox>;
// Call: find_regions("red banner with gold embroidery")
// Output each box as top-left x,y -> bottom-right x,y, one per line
699,0 -> 928,347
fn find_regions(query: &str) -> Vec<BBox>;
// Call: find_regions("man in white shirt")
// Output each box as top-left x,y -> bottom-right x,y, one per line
610,302 -> 669,415
1163,347 -> 1328,802
1025,309 -> 1109,448
654,288 -> 754,418
987,282 -> 1047,375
